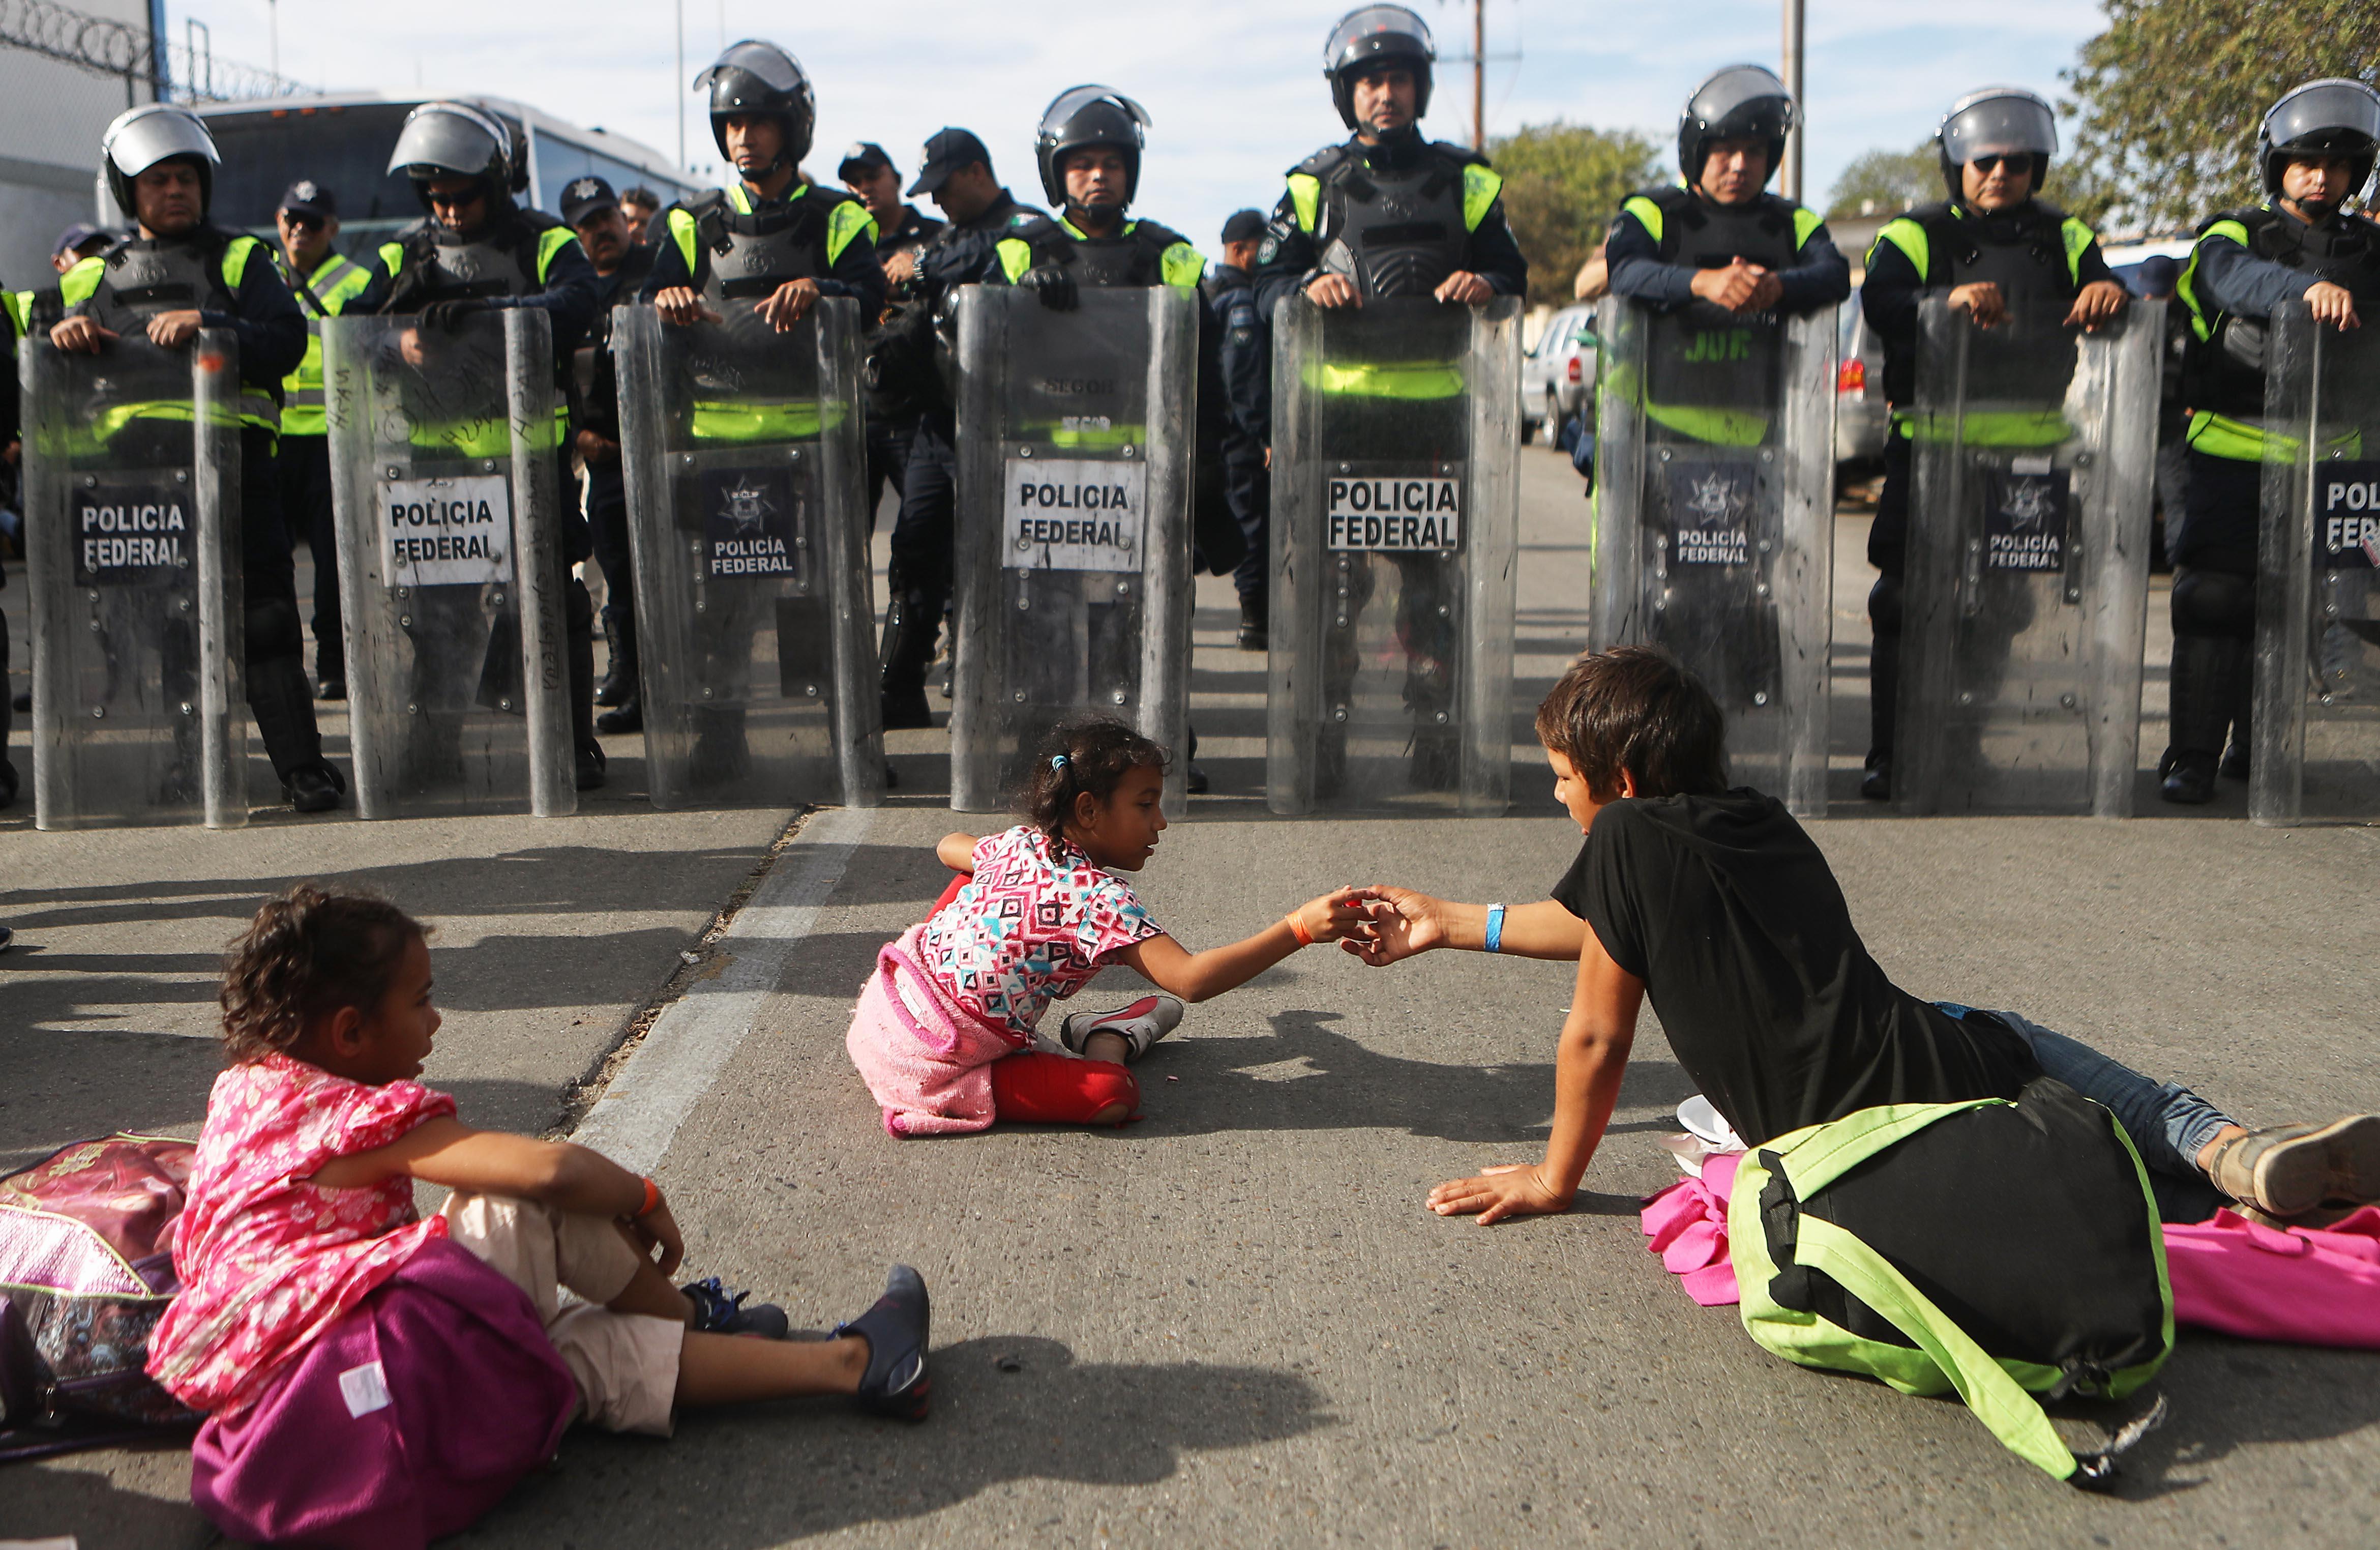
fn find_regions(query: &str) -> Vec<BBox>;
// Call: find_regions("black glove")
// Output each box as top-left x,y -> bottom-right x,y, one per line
419,298 -> 496,333
1021,264 -> 1078,313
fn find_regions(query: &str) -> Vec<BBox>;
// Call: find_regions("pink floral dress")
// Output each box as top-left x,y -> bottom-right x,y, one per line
147,1054 -> 455,1416
914,825 -> 1165,1045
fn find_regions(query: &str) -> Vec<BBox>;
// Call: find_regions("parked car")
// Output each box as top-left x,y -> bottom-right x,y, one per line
1523,303 -> 1598,443
1834,299 -> 1888,469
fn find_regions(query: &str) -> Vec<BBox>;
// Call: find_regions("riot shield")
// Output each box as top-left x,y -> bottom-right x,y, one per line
948,285 -> 1196,813
613,298 -> 883,810
1589,298 -> 1834,816
2251,301 -> 2380,824
21,329 -> 246,830
322,309 -> 575,820
1266,296 -> 1520,816
1895,296 -> 2159,816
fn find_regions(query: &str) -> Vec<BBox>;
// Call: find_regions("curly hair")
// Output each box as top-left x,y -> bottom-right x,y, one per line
1534,646 -> 1729,800
218,884 -> 430,1063
1021,718 -> 1169,844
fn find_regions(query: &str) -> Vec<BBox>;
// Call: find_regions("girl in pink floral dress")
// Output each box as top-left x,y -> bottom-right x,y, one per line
846,718 -> 1373,1134
152,886 -> 933,1548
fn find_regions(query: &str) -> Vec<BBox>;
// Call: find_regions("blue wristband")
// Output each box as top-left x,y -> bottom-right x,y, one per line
1484,902 -> 1506,954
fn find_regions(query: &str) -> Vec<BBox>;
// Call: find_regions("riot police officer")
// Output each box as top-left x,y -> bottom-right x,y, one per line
1206,209 -> 1272,650
1858,86 -> 2127,800
271,179 -> 385,704
879,129 -> 1057,729
2163,79 -> 2380,804
839,141 -> 944,527
987,87 -> 1203,300
52,105 -> 343,812
1606,66 -> 1848,322
358,100 -> 605,787
558,175 -> 656,735
1252,4 -> 1526,792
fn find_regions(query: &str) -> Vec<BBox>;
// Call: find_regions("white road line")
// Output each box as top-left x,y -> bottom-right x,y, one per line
571,805 -> 875,1176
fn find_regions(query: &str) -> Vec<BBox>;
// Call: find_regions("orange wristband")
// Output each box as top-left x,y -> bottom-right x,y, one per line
636,1176 -> 660,1218
1285,910 -> 1314,948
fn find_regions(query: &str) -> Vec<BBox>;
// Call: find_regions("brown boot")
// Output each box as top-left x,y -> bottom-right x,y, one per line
2206,1116 -> 2380,1219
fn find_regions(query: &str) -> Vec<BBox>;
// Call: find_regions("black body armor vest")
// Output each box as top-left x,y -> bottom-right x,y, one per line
1018,220 -> 1188,288
2187,205 -> 2380,418
1303,140 -> 1479,300
686,189 -> 835,307
1904,199 -> 2083,308
1644,187 -> 1803,271
388,210 -> 557,310
83,232 -> 239,333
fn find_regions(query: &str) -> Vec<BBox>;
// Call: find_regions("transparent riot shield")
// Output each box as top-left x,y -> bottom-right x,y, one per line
613,299 -> 883,810
322,309 -> 574,820
948,285 -> 1196,813
21,329 -> 246,830
1266,297 -> 1520,816
2251,301 -> 2380,824
1895,296 -> 2160,816
1590,298 -> 1834,815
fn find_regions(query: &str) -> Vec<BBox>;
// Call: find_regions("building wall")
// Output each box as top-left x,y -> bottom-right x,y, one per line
0,0 -> 160,285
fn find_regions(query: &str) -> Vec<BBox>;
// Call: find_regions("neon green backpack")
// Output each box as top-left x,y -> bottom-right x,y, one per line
1730,1076 -> 2174,1487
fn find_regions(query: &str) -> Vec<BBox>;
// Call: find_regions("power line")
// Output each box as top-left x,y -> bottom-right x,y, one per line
0,0 -> 313,101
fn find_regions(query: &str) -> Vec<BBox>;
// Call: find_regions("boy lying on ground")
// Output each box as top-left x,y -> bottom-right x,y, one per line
1345,646 -> 2380,1229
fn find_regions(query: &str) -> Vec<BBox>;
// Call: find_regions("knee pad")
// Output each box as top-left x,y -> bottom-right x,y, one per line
1867,573 -> 1903,636
2171,568 -> 2255,640
244,596 -> 305,662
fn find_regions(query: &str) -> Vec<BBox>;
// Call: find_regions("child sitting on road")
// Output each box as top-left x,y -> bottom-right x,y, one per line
847,717 -> 1369,1134
152,885 -> 933,1549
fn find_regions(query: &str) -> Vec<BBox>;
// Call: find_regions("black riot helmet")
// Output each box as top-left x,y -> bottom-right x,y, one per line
1035,86 -> 1151,211
696,40 -> 816,172
1677,64 -> 1794,189
1935,86 -> 2058,201
1324,5 -> 1435,131
388,101 -> 525,211
100,103 -> 220,221
2255,78 -> 2380,202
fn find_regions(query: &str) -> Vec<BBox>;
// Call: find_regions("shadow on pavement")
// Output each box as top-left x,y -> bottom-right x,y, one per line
466,1335 -> 1331,1545
2103,1336 -> 2380,1499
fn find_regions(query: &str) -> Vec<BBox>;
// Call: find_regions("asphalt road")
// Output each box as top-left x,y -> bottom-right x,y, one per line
7,446 -> 2379,1547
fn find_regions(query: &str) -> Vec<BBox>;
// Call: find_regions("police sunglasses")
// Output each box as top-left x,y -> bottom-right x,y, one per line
426,188 -> 486,210
1970,154 -> 2037,174
280,212 -> 324,230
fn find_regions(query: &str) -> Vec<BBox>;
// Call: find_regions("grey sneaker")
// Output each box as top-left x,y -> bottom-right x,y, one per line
1058,993 -> 1185,1062
2208,1115 -> 2380,1218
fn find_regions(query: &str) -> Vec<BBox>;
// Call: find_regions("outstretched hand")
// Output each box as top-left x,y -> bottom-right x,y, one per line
1287,885 -> 1380,946
1337,885 -> 1448,966
1426,1163 -> 1572,1225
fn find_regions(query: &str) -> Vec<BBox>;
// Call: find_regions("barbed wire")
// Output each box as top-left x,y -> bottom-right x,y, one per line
0,0 -> 313,101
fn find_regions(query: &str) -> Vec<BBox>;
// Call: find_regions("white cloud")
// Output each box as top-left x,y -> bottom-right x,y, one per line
165,0 -> 2105,251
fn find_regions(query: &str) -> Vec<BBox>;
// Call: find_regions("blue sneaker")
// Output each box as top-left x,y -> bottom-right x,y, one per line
680,1276 -> 791,1339
834,1265 -> 932,1420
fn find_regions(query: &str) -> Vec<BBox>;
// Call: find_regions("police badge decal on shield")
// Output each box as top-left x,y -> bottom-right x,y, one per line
702,465 -> 800,577
1983,457 -> 2069,573
1664,462 -> 1754,567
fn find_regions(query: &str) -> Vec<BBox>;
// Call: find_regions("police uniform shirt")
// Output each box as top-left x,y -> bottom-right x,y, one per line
876,204 -> 946,258
1248,131 -> 1528,317
637,181 -> 886,319
913,189 -> 1056,302
2181,203 -> 2380,334
577,240 -> 659,446
1604,188 -> 1850,316
1203,261 -> 1270,448
983,216 -> 1205,291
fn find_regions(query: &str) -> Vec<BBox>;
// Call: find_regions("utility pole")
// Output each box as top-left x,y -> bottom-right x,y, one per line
1471,0 -> 1484,153
1780,0 -> 1805,201
674,0 -> 686,171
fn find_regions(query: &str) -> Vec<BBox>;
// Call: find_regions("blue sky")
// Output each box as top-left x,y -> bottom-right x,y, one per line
167,0 -> 2111,246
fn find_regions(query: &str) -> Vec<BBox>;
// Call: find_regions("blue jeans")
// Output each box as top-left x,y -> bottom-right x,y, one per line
1982,1008 -> 2237,1182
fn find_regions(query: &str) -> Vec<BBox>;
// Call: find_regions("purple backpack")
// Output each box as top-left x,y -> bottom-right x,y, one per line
0,1133 -> 201,1461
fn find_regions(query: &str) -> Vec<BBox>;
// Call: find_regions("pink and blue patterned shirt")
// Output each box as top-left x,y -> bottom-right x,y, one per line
916,825 -> 1166,1044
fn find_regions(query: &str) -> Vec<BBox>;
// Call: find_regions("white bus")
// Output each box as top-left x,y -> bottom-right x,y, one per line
180,93 -> 697,247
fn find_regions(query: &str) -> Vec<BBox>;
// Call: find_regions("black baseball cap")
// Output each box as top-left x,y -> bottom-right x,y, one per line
52,222 -> 109,258
1221,209 -> 1266,244
277,180 -> 336,219
838,141 -> 896,182
907,128 -> 992,196
559,175 -> 619,227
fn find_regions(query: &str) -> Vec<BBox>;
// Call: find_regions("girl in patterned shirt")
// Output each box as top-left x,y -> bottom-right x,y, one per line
153,886 -> 933,1546
846,718 -> 1371,1133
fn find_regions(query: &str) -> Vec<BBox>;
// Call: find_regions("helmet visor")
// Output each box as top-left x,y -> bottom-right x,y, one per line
1686,65 -> 1794,136
696,40 -> 806,95
388,105 -> 504,178
2265,78 -> 2380,158
1941,91 -> 2058,164
1326,5 -> 1434,71
103,106 -> 219,179
1040,85 -> 1151,140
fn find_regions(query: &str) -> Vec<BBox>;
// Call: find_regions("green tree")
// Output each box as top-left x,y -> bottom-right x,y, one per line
1826,143 -> 1939,220
1487,122 -> 1662,306
2065,0 -> 2380,230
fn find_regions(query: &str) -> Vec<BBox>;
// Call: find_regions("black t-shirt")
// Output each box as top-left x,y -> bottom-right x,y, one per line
1553,789 -> 2038,1147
